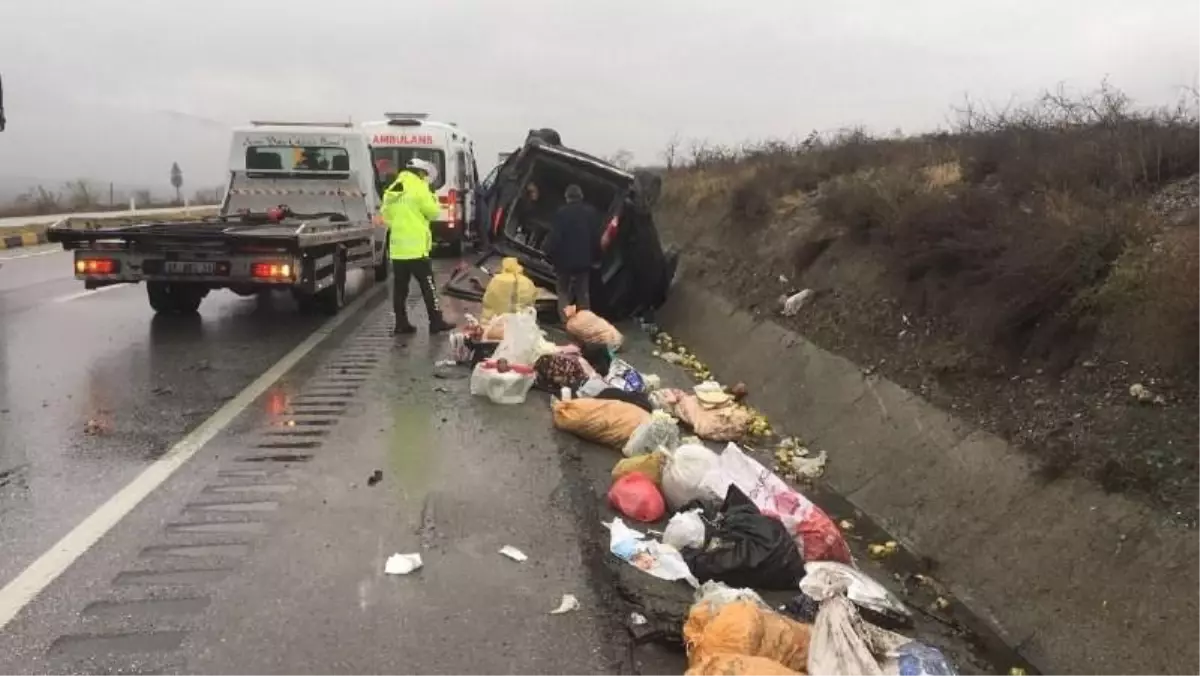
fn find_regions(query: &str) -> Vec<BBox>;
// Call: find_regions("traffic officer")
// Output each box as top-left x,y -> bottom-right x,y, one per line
381,158 -> 453,335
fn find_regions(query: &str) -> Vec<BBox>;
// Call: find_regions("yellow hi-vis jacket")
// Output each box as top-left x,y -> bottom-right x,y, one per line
382,170 -> 440,260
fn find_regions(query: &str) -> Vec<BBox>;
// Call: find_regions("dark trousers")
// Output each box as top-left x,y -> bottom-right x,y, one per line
392,258 -> 441,327
556,269 -> 591,320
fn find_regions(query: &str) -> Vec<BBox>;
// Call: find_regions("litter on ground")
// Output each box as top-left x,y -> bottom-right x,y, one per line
549,594 -> 581,615
384,553 -> 423,576
427,293 -> 989,675
499,545 -> 529,562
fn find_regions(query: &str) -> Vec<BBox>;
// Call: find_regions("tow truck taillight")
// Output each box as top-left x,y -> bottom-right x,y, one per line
252,262 -> 293,280
75,258 -> 119,275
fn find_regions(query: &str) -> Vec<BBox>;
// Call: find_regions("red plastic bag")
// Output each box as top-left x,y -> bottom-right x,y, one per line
608,472 -> 666,523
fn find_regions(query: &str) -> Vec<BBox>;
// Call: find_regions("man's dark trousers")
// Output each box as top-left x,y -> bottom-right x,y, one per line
556,269 -> 590,320
392,258 -> 440,328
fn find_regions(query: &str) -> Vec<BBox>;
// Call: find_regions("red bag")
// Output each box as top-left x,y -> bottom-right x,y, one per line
608,472 -> 666,523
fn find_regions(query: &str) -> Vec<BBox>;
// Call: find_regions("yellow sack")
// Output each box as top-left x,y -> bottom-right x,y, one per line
564,305 -> 623,349
612,450 -> 666,484
685,653 -> 800,676
552,398 -> 649,449
684,600 -> 812,673
481,257 -> 538,323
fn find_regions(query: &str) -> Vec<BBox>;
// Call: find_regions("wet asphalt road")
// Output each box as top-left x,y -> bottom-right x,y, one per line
0,247 -> 635,674
0,244 -> 1023,674
0,245 -> 351,588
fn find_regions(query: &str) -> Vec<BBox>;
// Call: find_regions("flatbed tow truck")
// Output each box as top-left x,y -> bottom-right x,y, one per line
46,122 -> 390,315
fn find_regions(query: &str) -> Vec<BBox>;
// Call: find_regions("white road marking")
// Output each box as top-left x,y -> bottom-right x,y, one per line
0,283 -> 384,630
0,247 -> 63,261
53,284 -> 132,303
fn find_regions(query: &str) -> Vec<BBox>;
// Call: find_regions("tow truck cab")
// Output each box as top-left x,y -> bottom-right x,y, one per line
227,122 -> 381,217
361,113 -> 480,255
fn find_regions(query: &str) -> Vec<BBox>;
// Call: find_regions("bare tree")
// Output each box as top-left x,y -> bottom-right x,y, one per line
170,162 -> 184,204
64,179 -> 97,210
607,148 -> 635,170
661,133 -> 682,171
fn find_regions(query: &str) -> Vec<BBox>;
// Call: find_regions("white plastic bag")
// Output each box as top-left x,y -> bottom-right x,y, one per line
662,508 -> 706,550
661,443 -> 721,509
607,517 -> 697,586
577,375 -> 608,398
622,410 -> 681,457
492,309 -> 545,365
692,580 -> 768,611
804,561 -> 910,622
469,361 -> 536,404
802,564 -> 938,676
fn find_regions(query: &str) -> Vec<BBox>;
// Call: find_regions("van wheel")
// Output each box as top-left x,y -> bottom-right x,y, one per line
317,252 -> 347,315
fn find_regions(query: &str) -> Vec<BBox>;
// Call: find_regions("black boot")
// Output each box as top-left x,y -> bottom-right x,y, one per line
392,316 -> 417,335
429,315 -> 454,334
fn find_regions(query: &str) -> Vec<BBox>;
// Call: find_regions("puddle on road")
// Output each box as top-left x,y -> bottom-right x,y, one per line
48,630 -> 188,657
81,597 -> 211,620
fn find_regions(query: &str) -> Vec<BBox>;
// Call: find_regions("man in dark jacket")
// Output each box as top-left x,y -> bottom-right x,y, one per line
544,184 -> 602,320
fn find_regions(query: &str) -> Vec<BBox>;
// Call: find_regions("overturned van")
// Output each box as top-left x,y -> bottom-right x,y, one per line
445,132 -> 676,321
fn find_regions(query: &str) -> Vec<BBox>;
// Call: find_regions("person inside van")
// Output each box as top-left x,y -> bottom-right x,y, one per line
382,158 -> 454,336
515,181 -> 552,246
544,184 -> 603,321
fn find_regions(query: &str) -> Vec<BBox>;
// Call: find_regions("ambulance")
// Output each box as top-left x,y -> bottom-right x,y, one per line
362,113 -> 480,255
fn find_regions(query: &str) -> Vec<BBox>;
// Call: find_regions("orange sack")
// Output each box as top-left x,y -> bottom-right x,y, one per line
563,305 -> 623,349
684,600 -> 812,674
552,398 -> 649,449
685,653 -> 801,676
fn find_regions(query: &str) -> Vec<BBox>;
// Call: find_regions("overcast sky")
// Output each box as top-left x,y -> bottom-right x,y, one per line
1,0 -> 1196,194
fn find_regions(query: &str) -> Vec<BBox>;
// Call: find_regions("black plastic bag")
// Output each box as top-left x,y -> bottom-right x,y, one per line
595,387 -> 653,413
581,343 -> 613,375
682,486 -> 805,590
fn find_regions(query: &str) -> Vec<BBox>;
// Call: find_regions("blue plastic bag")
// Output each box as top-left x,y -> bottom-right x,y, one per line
605,358 -> 646,393
894,641 -> 958,676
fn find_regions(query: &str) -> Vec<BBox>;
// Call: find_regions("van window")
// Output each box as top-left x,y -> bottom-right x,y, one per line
246,146 -> 350,176
370,147 -> 446,192
455,149 -> 469,189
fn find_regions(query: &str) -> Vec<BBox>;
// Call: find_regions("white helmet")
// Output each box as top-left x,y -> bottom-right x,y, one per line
405,158 -> 437,184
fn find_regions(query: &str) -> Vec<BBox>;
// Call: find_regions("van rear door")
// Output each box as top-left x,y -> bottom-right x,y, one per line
446,139 -> 675,320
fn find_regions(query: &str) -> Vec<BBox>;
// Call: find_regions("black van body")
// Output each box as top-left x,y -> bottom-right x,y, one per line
446,133 -> 675,320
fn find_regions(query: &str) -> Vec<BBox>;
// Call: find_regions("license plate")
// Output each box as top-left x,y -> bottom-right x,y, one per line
164,261 -> 216,275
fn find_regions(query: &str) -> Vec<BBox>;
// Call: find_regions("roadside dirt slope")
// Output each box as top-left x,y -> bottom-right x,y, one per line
654,92 -> 1199,523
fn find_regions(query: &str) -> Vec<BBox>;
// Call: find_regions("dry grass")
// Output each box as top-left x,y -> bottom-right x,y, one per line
667,84 -> 1199,369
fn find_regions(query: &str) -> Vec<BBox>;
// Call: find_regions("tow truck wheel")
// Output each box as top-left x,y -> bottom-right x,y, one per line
373,245 -> 390,283
317,253 -> 347,315
147,282 -> 204,315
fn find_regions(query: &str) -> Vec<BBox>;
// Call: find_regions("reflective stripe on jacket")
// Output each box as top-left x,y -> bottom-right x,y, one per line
383,170 -> 440,260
